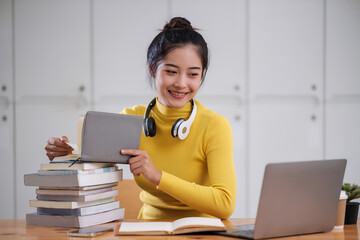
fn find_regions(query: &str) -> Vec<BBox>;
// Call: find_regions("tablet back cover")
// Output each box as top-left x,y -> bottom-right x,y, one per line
81,111 -> 143,163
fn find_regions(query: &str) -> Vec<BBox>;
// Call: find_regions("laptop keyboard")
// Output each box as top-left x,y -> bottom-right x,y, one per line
226,224 -> 255,238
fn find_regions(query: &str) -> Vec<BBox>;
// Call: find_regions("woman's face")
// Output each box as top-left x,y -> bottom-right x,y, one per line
154,45 -> 202,108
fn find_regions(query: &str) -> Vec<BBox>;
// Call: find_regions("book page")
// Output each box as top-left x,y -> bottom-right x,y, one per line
172,217 -> 224,231
119,222 -> 172,233
52,153 -> 80,162
65,142 -> 80,154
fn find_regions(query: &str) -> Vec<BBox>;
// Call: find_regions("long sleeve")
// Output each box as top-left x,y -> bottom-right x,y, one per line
157,116 -> 236,219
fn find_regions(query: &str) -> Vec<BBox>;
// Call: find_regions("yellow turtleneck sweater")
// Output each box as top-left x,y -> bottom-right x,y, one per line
121,99 -> 236,220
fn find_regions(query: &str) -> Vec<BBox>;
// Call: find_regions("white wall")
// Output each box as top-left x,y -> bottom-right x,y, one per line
0,0 -> 359,219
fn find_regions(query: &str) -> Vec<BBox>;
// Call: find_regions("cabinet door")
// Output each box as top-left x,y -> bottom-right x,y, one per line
14,0 -> 91,218
15,104 -> 85,219
171,0 -> 246,97
249,0 -> 323,99
0,0 -> 15,219
248,103 -> 323,217
14,0 -> 91,103
93,0 -> 168,106
326,0 -> 360,98
325,0 -> 360,196
326,103 -> 360,185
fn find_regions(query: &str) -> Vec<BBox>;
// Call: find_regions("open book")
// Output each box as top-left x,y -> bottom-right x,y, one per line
115,217 -> 226,235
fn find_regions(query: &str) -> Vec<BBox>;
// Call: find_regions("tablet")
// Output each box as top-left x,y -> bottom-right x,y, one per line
80,111 -> 143,164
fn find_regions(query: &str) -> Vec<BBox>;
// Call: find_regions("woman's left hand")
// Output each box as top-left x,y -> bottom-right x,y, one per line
121,149 -> 162,185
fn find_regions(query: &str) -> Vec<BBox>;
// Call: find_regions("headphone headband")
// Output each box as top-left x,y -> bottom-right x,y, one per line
143,98 -> 157,137
143,98 -> 197,140
144,98 -> 156,119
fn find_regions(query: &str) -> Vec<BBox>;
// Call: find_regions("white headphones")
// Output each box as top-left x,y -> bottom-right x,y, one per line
143,98 -> 197,140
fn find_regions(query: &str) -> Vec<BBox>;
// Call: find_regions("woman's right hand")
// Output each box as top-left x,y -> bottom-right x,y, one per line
45,136 -> 73,160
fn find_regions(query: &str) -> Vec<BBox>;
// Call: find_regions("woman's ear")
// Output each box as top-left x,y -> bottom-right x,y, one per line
148,65 -> 155,79
148,65 -> 157,90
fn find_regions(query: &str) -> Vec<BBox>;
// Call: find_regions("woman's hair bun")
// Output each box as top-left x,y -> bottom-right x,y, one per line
163,17 -> 194,31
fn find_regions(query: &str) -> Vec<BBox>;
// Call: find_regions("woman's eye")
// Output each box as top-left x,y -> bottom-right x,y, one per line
166,70 -> 177,74
189,73 -> 199,77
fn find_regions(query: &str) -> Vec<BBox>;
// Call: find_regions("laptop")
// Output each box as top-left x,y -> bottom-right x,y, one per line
66,111 -> 143,164
219,159 -> 347,239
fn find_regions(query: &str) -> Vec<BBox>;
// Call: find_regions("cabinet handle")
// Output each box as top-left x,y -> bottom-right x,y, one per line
311,85 -> 317,91
2,115 -> 7,122
234,85 -> 240,91
235,115 -> 241,121
79,85 -> 85,92
311,114 -> 316,121
2,85 -> 6,92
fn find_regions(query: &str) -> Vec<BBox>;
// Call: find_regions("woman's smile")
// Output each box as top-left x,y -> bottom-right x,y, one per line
168,90 -> 189,98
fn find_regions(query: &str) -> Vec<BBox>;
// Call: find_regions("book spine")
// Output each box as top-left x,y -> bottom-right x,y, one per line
35,186 -> 113,196
38,170 -> 80,175
36,201 -> 120,216
26,213 -> 80,228
37,207 -> 81,216
24,170 -> 122,187
27,208 -> 125,228
24,174 -> 79,187
29,197 -> 115,209
36,189 -> 119,202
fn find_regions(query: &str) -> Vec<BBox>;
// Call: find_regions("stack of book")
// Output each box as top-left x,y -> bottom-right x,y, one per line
24,159 -> 125,228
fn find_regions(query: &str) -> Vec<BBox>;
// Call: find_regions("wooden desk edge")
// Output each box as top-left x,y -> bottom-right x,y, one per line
0,218 -> 359,240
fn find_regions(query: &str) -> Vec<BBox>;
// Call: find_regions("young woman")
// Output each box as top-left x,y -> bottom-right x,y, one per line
45,17 -> 236,220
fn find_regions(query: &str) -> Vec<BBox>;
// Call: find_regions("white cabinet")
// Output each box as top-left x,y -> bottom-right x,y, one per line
326,0 -> 360,98
93,0 -> 168,110
326,103 -> 360,184
249,0 -> 323,99
248,0 -> 325,217
248,103 -> 323,217
0,0 -> 15,219
326,0 -> 360,188
14,0 -> 91,218
14,0 -> 91,103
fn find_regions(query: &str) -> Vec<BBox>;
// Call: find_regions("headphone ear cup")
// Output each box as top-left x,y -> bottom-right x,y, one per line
144,117 -> 156,137
171,118 -> 185,138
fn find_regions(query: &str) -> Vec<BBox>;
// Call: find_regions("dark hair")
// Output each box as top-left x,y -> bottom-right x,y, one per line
147,17 -> 209,84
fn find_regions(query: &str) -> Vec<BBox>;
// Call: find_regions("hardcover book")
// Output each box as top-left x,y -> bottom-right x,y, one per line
38,182 -> 118,191
36,189 -> 119,202
36,201 -> 120,216
30,197 -> 115,209
35,186 -> 114,196
24,170 -> 122,187
27,208 -> 125,228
